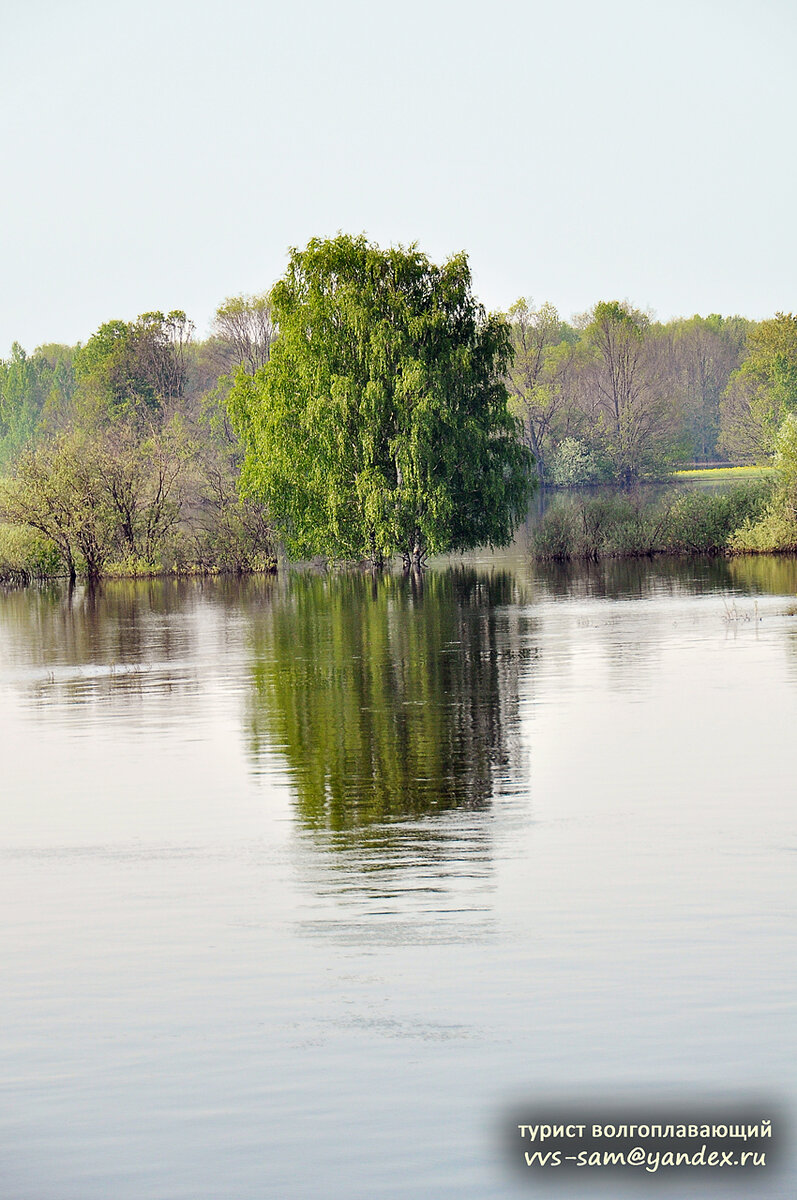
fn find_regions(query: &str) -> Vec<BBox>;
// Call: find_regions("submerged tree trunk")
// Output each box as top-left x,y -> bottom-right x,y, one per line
402,527 -> 425,573
367,529 -> 384,571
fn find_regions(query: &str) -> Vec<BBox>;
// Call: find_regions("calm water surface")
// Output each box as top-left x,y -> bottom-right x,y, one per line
1,550 -> 795,1199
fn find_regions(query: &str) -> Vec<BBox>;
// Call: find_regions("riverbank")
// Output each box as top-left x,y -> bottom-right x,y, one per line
530,482 -> 778,561
672,465 -> 775,483
1,473 -> 791,583
0,540 -> 278,586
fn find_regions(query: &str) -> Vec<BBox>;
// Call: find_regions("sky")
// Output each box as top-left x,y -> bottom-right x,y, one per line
1,0 -> 796,355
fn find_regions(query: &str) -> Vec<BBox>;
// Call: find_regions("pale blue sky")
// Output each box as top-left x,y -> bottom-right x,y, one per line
2,0 -> 795,354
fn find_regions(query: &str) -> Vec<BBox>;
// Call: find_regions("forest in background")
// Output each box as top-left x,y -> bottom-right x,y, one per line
504,301 -> 797,484
1,286 -> 797,582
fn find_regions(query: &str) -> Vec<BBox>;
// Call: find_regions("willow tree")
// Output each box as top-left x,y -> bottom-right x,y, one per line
228,235 -> 532,568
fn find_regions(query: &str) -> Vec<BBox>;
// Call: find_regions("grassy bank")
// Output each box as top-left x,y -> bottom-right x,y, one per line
0,522 -> 278,586
672,465 -> 774,483
531,483 -> 774,562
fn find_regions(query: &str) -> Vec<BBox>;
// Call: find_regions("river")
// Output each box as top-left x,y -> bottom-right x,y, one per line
1,545 -> 794,1198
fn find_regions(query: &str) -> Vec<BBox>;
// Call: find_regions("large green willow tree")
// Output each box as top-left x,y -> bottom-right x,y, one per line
228,234 -> 532,568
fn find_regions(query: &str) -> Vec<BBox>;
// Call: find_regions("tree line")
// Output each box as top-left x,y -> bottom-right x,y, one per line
0,301 -> 277,582
1,234 -> 796,582
504,301 -> 797,486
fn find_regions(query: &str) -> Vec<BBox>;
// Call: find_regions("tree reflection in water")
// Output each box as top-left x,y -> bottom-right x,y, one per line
245,568 -> 533,846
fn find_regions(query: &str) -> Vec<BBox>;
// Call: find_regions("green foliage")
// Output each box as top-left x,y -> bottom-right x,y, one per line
74,310 -> 193,423
499,303 -> 747,485
773,411 -> 797,493
229,234 -> 532,566
0,433 -> 118,581
670,313 -> 749,462
245,569 -> 522,834
665,484 -> 771,553
0,421 -> 195,581
532,483 -> 772,561
0,342 -> 76,469
504,298 -> 565,484
3,269 -> 795,576
720,370 -> 783,463
728,413 -> 797,551
532,493 -> 667,560
719,313 -> 797,463
0,305 -> 278,581
191,450 -> 277,574
0,405 -> 275,582
549,437 -> 608,485
747,313 -> 797,407
97,418 -> 193,563
0,523 -> 63,583
728,505 -> 797,553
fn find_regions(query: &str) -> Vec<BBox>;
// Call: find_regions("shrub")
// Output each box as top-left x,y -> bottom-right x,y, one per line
530,501 -> 581,560
0,523 -> 64,582
549,438 -> 606,486
729,501 -> 797,553
531,482 -> 772,561
665,483 -> 771,554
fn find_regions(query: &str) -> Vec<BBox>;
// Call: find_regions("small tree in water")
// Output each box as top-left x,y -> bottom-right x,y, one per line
228,234 -> 533,569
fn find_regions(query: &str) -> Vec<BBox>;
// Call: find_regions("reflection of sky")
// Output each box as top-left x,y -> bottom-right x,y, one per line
0,570 -> 796,1199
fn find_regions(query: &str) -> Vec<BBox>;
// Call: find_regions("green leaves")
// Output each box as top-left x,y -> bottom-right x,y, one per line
719,314 -> 797,463
229,234 -> 533,565
74,311 -> 193,423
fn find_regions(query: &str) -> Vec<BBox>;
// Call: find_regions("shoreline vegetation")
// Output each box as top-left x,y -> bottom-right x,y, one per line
2,235 -> 797,585
2,470 -> 794,585
530,481 -> 778,562
672,465 -> 774,481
